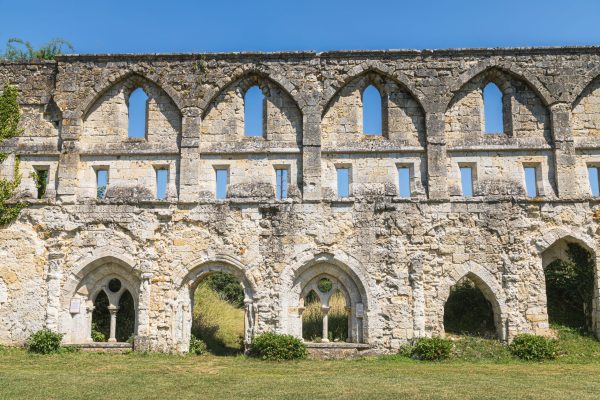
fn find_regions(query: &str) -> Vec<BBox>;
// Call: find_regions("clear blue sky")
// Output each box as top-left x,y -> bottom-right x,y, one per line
1,0 -> 600,54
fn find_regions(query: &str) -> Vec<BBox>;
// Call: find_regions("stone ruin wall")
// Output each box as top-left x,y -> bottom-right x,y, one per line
0,47 -> 600,352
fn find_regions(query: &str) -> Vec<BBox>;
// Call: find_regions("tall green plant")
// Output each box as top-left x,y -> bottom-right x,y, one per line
3,38 -> 73,61
0,83 -> 26,224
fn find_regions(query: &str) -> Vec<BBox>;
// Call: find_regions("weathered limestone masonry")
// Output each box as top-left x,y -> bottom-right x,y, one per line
1,47 -> 600,352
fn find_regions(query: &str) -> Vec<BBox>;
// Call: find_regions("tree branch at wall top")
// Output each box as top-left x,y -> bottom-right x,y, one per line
0,84 -> 26,224
2,38 -> 73,60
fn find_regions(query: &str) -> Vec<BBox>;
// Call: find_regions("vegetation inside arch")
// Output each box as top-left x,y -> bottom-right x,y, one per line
302,289 -> 349,342
544,243 -> 595,334
191,272 -> 245,355
116,290 -> 135,342
444,278 -> 496,338
92,291 -> 110,342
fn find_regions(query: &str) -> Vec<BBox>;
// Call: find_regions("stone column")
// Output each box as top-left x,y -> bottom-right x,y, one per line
321,305 -> 330,343
56,119 -> 81,204
137,272 -> 153,338
45,252 -> 63,331
297,306 -> 305,341
302,105 -> 322,201
409,254 -> 425,338
179,107 -> 201,202
108,305 -> 119,342
86,301 -> 95,343
244,300 -> 255,346
425,112 -> 448,200
550,103 -> 578,198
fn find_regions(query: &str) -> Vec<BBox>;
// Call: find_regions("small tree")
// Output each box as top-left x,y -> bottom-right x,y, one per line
0,83 -> 26,224
2,38 -> 73,61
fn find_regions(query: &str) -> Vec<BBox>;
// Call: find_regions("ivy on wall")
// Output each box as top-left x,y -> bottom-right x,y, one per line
0,83 -> 26,224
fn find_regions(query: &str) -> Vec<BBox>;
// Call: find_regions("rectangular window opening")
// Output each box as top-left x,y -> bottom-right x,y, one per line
33,167 -> 49,199
398,166 -> 411,198
336,167 -> 350,198
524,166 -> 538,198
215,168 -> 229,200
275,168 -> 289,200
156,168 -> 168,200
96,168 -> 108,200
459,166 -> 473,197
589,166 -> 600,197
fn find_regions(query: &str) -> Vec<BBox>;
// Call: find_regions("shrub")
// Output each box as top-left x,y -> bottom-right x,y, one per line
249,332 -> 307,361
91,322 -> 106,342
411,337 -> 452,361
189,335 -> 208,355
509,334 -> 558,361
26,329 -> 63,354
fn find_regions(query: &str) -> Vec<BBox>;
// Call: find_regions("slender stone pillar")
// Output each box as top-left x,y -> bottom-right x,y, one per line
425,112 -> 448,200
550,103 -> 578,198
321,305 -> 330,343
137,272 -> 153,337
108,305 -> 119,342
244,300 -> 255,346
45,252 -> 63,331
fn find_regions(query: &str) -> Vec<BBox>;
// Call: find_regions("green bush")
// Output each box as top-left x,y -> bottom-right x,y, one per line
411,337 -> 452,361
189,335 -> 208,355
249,332 -> 307,361
26,329 -> 64,354
509,334 -> 558,361
91,322 -> 106,342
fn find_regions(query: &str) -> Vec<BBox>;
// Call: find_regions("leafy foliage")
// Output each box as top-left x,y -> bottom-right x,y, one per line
30,169 -> 48,199
443,278 -> 496,337
189,334 -> 208,355
249,332 -> 307,361
509,334 -> 558,361
2,38 -> 74,61
0,83 -> 26,225
544,243 -> 594,333
26,329 -> 64,354
411,337 -> 453,361
203,272 -> 245,307
91,322 -> 106,342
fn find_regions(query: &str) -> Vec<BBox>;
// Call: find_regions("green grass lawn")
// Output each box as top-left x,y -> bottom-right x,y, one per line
1,345 -> 600,400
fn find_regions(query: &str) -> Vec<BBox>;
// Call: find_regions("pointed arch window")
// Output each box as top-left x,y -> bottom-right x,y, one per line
362,85 -> 383,135
483,82 -> 504,134
128,87 -> 149,138
244,85 -> 264,136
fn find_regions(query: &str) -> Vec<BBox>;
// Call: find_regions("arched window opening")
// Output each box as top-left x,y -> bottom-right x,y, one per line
191,271 -> 245,355
543,242 -> 595,334
91,290 -> 110,342
362,85 -> 383,135
483,82 -> 504,134
301,278 -> 350,343
328,289 -> 349,342
244,85 -> 264,137
116,290 -> 135,342
444,277 -> 496,338
128,87 -> 149,138
302,290 -> 322,341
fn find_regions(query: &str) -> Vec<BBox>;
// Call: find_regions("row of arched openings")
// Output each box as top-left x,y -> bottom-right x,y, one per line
103,75 -> 508,140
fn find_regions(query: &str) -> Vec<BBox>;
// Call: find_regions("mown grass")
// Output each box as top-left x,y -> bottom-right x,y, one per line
0,344 -> 599,400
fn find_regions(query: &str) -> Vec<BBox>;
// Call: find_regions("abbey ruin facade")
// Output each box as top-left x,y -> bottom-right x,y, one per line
0,47 -> 599,352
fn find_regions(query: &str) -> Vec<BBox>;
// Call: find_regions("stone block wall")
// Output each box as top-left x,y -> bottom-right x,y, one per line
0,47 -> 600,352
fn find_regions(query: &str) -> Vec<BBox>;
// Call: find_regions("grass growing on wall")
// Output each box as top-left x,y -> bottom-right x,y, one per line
191,281 -> 244,355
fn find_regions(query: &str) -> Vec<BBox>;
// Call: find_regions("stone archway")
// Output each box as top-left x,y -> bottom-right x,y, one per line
174,258 -> 257,353
540,235 -> 599,337
62,257 -> 141,344
280,252 -> 371,344
439,262 -> 508,341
